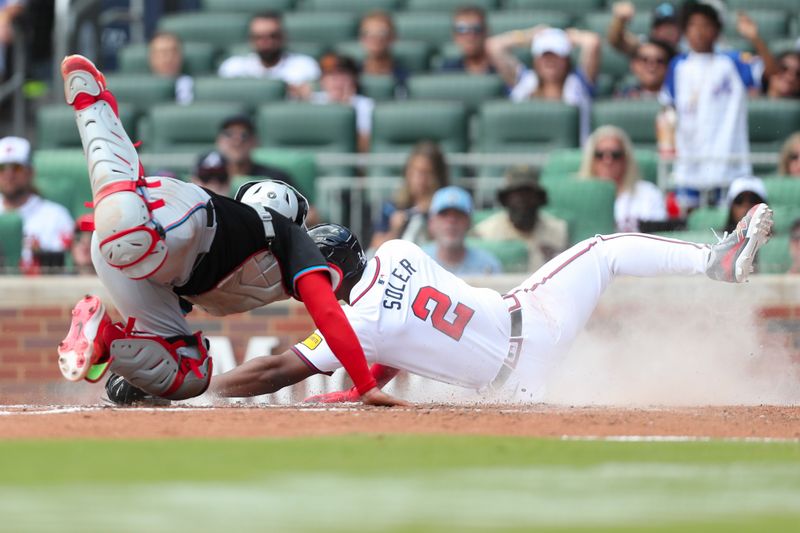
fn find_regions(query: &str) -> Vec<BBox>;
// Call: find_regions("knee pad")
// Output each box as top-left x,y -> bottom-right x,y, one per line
109,331 -> 213,401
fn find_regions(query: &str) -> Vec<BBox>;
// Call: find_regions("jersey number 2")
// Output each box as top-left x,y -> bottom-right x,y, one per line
411,286 -> 475,341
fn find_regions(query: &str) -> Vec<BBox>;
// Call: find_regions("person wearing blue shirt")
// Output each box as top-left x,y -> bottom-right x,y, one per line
422,186 -> 502,277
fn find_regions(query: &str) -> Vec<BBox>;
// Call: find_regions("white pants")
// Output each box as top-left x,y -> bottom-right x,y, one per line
505,233 -> 710,401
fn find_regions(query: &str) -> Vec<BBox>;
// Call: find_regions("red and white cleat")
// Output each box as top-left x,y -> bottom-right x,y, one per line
60,54 -> 108,108
57,295 -> 111,382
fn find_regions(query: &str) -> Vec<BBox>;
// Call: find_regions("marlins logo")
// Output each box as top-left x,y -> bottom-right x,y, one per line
301,333 -> 323,350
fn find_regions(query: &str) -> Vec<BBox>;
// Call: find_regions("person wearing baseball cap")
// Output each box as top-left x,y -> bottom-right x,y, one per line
422,186 -> 501,276
724,176 -> 768,234
486,24 -> 601,142
0,136 -> 74,273
473,166 -> 568,271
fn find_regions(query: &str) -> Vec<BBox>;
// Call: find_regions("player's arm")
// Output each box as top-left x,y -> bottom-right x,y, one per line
210,350 -> 314,397
304,363 -> 402,404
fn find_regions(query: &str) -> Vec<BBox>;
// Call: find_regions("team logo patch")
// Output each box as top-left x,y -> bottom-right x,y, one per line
301,333 -> 322,350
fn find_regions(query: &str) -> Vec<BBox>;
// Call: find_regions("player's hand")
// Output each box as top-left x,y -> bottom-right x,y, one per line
304,387 -> 360,404
736,11 -> 759,41
360,387 -> 411,407
612,2 -> 635,22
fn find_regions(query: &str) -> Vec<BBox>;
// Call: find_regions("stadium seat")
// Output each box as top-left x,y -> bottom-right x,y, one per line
257,103 -> 357,153
580,12 -> 652,36
302,0 -> 402,13
223,42 -> 327,63
334,40 -> 431,72
394,12 -> 453,46
371,101 -> 468,153
250,150 -> 318,202
36,104 -> 138,150
591,100 -> 661,148
360,75 -> 398,101
33,150 -> 93,218
478,100 -> 580,154
104,75 -> 176,111
722,10 -> 789,41
465,237 -> 528,273
117,42 -> 217,75
139,102 -> 248,154
616,0 -> 669,8
757,235 -> 790,274
0,212 -> 23,270
487,10 -> 574,34
769,38 -> 798,55
748,100 -> 800,153
406,0 -> 500,11
158,12 -> 251,48
542,179 -> 616,242
596,43 -> 631,80
686,206 -> 727,232
540,148 -> 658,184
407,74 -> 506,115
192,77 -> 285,111
201,0 -> 293,12
728,0 -> 800,10
772,205 -> 800,235
506,0 -> 604,15
764,178 -> 800,209
283,12 -> 359,47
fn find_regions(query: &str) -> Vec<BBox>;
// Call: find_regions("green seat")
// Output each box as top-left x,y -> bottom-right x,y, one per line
222,42 -> 328,64
506,0 -> 604,15
0,212 -> 23,270
104,75 -> 176,111
764,178 -> 800,209
407,0 -> 499,11
722,10 -> 788,40
597,43 -> 631,80
257,103 -> 356,153
394,12 -> 453,47
591,100 -> 661,148
748,100 -> 800,153
359,75 -> 397,101
472,208 -> 501,226
686,206 -> 727,232
487,10 -> 574,34
372,101 -> 468,153
192,77 -> 285,111
117,41 -> 218,75
302,0 -> 402,12
159,12 -> 251,48
757,235 -> 791,274
772,205 -> 800,235
617,0 -> 669,8
407,74 -> 506,115
334,40 -> 432,72
478,100 -> 579,154
543,179 -> 616,242
580,12 -> 652,36
250,150 -> 318,203
651,230 -> 717,245
140,102 -> 248,154
769,38 -> 799,55
283,12 -> 359,47
728,0 -> 800,10
202,0 -> 293,12
541,148 -> 658,184
465,237 -> 528,273
36,104 -> 138,150
33,150 -> 93,218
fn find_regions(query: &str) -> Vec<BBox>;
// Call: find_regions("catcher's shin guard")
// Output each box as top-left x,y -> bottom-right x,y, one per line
108,329 -> 213,401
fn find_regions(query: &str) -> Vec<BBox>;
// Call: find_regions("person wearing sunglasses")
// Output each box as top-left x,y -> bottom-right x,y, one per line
0,136 -> 74,274
615,38 -> 675,99
578,126 -> 667,233
778,132 -> 800,177
439,6 -> 494,75
762,51 -> 800,100
217,11 -> 320,100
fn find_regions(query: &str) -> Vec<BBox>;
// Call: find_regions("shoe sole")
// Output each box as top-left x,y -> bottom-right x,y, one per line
57,295 -> 106,381
61,55 -> 104,105
735,204 -> 773,282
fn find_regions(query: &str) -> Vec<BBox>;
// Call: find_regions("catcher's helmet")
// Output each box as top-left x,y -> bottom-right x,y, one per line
308,223 -> 367,290
234,179 -> 309,227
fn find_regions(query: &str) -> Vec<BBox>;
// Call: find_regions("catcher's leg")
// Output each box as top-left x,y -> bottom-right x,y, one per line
104,373 -> 171,406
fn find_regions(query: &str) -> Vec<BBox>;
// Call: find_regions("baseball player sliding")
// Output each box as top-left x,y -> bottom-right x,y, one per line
212,213 -> 773,403
54,55 -> 405,407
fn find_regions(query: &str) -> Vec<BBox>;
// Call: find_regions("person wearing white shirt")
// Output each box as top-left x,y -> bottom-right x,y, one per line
579,126 -> 666,233
487,26 -> 601,143
0,136 -> 74,273
217,11 -> 320,99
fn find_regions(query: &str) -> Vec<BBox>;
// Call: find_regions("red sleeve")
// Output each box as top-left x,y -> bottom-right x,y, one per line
295,270 -> 377,394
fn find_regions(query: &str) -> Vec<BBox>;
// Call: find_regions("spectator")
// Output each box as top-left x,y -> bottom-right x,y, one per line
215,115 -> 296,187
0,0 -> 24,79
70,213 -> 94,275
370,141 -> 448,250
487,26 -> 601,142
422,186 -> 501,276
473,166 -> 568,271
439,6 -> 494,75
0,136 -> 73,273
358,11 -> 408,94
659,2 -> 774,207
217,11 -> 320,99
148,31 -> 193,104
788,219 -> 800,274
614,38 -> 675,99
608,1 -> 681,58
723,176 -> 767,235
578,126 -> 667,233
762,51 -> 800,100
778,132 -> 800,177
191,150 -> 230,197
311,54 -> 374,153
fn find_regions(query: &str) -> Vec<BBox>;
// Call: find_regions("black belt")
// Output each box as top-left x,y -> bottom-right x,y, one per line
489,293 -> 524,391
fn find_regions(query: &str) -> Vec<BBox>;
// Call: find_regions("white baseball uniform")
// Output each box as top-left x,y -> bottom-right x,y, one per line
293,235 -> 710,400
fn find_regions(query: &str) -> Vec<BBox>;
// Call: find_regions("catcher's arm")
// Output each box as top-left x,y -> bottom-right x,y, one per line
210,350 -> 314,397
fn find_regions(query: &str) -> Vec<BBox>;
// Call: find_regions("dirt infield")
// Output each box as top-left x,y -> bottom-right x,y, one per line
1,404 -> 799,440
